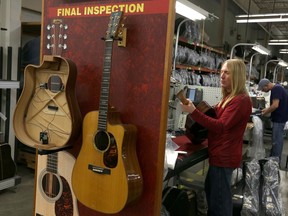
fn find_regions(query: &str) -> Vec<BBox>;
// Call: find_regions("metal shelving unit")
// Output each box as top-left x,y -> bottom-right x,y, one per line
0,72 -> 21,191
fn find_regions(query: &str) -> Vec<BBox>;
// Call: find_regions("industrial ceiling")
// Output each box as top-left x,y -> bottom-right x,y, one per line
234,0 -> 288,40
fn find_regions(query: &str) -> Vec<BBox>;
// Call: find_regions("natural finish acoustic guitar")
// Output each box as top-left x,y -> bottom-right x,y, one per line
30,19 -> 81,216
13,19 -> 82,150
72,11 -> 143,214
35,151 -> 79,216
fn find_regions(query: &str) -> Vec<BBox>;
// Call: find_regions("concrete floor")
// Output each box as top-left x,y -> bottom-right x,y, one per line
0,163 -> 34,216
1,137 -> 288,215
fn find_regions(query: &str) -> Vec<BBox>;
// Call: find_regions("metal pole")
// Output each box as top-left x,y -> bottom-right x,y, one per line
173,18 -> 190,71
264,59 -> 279,78
248,53 -> 261,83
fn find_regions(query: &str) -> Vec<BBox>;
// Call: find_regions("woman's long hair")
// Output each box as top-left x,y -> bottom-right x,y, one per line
219,59 -> 249,108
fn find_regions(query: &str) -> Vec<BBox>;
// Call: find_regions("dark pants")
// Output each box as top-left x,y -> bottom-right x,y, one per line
205,165 -> 234,216
271,122 -> 285,163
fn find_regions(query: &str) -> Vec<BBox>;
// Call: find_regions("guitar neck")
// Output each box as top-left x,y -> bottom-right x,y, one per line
98,40 -> 114,131
46,153 -> 58,173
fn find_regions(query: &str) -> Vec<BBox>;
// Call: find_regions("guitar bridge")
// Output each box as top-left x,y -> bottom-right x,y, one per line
88,164 -> 111,175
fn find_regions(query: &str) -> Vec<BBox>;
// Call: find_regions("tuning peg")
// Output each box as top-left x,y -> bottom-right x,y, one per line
59,44 -> 67,50
47,24 -> 51,30
64,24 -> 68,30
47,34 -> 51,40
63,34 -> 68,40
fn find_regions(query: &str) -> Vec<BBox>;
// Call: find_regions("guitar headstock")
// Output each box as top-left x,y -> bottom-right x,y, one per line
47,19 -> 68,56
105,11 -> 124,40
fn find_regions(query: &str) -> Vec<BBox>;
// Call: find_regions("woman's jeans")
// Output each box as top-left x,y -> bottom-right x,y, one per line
205,165 -> 234,216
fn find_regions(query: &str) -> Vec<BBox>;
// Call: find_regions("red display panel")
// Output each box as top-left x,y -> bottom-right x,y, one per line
41,0 -> 174,215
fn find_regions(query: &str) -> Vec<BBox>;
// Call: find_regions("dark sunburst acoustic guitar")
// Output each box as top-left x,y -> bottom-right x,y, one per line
72,11 -> 143,214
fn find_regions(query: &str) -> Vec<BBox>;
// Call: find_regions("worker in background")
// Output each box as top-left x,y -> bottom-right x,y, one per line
258,78 -> 288,165
181,59 -> 252,216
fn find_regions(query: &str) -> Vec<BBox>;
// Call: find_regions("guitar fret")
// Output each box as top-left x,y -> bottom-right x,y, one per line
46,153 -> 58,173
100,96 -> 108,100
98,119 -> 107,124
99,104 -> 108,108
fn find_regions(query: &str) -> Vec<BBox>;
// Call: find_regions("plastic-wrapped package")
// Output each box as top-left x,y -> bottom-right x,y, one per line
262,158 -> 282,216
241,159 -> 261,216
231,168 -> 243,186
247,115 -> 266,160
175,45 -> 187,64
186,49 -> 200,66
183,20 -> 200,43
163,133 -> 179,180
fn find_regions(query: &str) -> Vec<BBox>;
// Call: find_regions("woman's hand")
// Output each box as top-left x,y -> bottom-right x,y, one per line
180,99 -> 196,113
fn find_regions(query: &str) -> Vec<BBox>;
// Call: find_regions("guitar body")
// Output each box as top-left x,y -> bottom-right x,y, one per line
13,55 -> 82,149
72,110 -> 143,214
0,143 -> 16,180
34,151 -> 79,216
185,101 -> 216,144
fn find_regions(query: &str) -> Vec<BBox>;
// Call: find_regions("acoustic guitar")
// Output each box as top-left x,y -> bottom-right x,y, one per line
34,151 -> 79,216
15,19 -> 81,216
72,11 -> 143,214
13,19 -> 82,150
177,89 -> 216,144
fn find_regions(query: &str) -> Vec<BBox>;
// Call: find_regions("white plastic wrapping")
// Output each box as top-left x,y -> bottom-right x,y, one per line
163,133 -> 179,180
247,115 -> 266,160
262,157 -> 283,216
241,159 -> 261,216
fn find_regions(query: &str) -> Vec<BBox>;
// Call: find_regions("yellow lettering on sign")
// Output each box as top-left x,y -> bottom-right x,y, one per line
57,7 -> 81,16
84,3 -> 144,15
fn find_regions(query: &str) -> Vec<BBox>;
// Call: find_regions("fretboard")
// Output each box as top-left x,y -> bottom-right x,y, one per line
46,152 -> 58,173
98,39 -> 113,131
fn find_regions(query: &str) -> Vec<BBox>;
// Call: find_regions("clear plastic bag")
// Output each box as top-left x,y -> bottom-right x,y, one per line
163,133 -> 179,180
241,159 -> 261,216
247,115 -> 265,160
262,158 -> 283,216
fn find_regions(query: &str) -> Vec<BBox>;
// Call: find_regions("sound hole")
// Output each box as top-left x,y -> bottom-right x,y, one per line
47,75 -> 63,93
40,172 -> 62,201
94,130 -> 110,151
94,130 -> 118,168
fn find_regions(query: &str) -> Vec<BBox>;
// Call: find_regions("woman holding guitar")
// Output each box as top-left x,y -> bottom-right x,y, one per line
181,59 -> 252,216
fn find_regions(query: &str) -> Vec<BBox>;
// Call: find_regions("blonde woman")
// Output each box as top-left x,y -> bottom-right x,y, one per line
181,59 -> 252,216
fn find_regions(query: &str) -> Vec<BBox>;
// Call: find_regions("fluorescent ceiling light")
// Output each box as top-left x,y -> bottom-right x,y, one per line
278,60 -> 288,67
236,13 -> 288,23
270,39 -> 288,42
279,49 -> 288,54
252,44 -> 270,55
269,40 -> 288,45
176,0 -> 209,20
230,43 -> 270,59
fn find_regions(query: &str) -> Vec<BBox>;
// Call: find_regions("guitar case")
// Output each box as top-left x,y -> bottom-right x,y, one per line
0,143 -> 17,180
13,55 -> 82,150
185,101 -> 216,144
